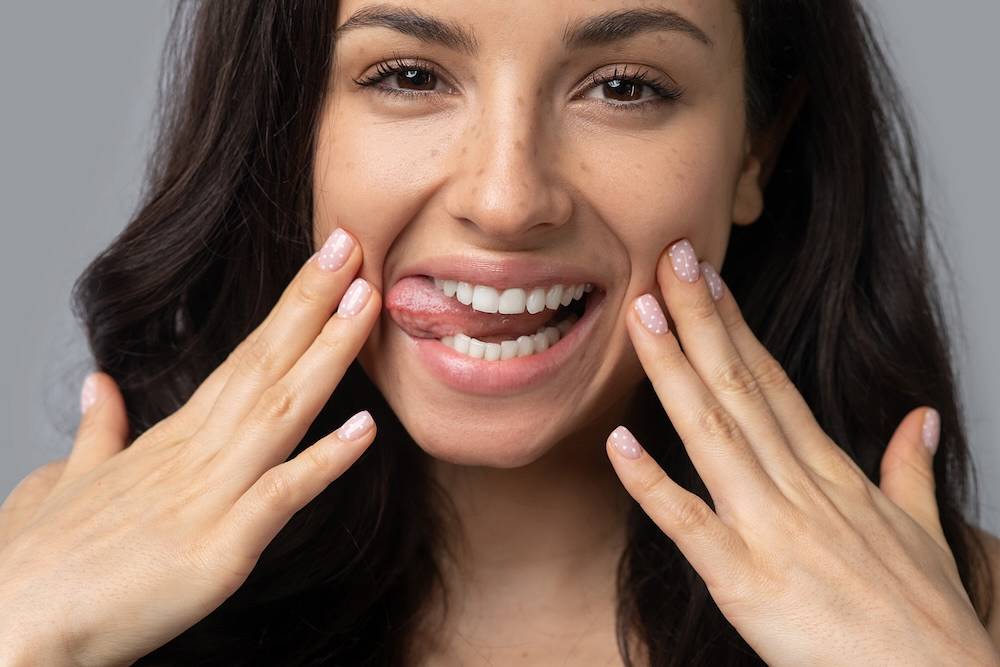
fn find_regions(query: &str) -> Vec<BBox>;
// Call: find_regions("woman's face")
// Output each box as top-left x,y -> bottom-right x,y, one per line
313,0 -> 763,466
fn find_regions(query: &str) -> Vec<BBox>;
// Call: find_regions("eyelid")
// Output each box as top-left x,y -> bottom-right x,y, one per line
353,57 -> 683,112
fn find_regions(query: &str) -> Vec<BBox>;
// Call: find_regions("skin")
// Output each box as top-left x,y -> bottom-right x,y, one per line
1,1 -> 998,665
313,0 -> 763,661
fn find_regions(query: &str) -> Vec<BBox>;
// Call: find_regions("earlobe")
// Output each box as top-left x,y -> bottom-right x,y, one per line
731,147 -> 764,226
731,76 -> 808,227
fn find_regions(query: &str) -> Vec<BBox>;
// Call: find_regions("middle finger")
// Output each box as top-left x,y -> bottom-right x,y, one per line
656,238 -> 806,484
193,227 -> 362,450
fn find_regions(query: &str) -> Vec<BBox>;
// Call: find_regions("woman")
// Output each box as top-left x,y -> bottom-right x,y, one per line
0,0 -> 997,664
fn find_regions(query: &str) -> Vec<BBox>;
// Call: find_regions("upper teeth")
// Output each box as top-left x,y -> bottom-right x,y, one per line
432,279 -> 593,315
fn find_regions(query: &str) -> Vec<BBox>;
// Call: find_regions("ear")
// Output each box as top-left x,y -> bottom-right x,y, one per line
732,76 -> 808,226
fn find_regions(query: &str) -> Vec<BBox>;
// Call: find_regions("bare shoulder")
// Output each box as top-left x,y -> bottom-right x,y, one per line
968,525 -> 1000,642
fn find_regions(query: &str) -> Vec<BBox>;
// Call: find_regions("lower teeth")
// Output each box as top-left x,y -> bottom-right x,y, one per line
440,314 -> 578,360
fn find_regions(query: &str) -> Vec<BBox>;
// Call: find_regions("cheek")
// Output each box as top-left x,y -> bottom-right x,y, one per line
573,116 -> 739,283
312,108 -> 458,282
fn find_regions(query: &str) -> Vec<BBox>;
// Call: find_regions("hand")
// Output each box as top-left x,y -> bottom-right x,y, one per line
605,239 -> 999,666
0,228 -> 380,667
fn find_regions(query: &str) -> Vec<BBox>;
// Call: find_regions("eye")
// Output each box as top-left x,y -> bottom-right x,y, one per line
579,64 -> 684,111
352,56 -> 455,97
352,58 -> 684,112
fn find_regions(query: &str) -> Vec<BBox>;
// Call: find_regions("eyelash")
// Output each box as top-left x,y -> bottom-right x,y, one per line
351,57 -> 685,112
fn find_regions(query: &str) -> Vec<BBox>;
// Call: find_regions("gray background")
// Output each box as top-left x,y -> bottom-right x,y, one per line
1,2 -> 997,533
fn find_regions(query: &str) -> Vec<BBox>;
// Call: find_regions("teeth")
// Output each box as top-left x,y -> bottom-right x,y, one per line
431,277 -> 590,314
439,314 -> 582,361
456,282 -> 474,306
545,285 -> 563,310
516,335 -> 534,357
498,288 -> 526,314
526,288 -> 546,314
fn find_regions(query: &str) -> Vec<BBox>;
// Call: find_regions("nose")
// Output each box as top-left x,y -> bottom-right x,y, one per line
443,93 -> 573,241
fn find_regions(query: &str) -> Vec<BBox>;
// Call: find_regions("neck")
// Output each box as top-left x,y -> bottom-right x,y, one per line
420,388 -> 638,643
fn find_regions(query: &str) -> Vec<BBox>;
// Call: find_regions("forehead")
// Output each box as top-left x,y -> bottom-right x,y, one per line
333,0 -> 740,55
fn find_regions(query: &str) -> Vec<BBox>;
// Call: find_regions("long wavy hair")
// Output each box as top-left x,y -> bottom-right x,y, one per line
69,0 -> 993,664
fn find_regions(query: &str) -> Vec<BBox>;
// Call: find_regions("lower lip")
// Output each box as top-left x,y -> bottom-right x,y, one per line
402,290 -> 606,396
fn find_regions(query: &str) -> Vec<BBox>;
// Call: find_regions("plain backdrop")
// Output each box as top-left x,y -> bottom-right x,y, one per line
1,2 -> 997,534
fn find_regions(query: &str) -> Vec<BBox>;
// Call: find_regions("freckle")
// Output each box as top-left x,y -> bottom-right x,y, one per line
344,161 -> 355,170
514,139 -> 523,150
460,146 -> 467,155
579,161 -> 589,172
516,95 -> 524,107
535,85 -> 543,97
476,167 -> 485,176
429,148 -> 439,157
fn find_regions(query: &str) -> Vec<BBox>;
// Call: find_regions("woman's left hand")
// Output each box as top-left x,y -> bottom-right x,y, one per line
606,238 -> 999,667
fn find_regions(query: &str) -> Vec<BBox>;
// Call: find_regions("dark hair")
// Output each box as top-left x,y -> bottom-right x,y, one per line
70,1 -> 994,664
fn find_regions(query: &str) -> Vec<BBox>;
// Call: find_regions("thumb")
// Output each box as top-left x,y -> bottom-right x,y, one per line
57,372 -> 130,490
879,406 -> 945,545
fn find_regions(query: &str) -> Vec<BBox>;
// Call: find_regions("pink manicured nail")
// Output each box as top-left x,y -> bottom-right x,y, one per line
700,261 -> 724,301
315,228 -> 354,272
336,278 -> 372,317
609,426 -> 643,459
338,410 -> 374,441
80,373 -> 98,413
668,239 -> 700,283
922,408 -> 940,455
634,294 -> 669,334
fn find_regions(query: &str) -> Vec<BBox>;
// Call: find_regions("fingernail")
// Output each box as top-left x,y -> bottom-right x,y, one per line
80,373 -> 98,413
668,239 -> 700,283
700,261 -> 724,301
336,278 -> 372,317
315,228 -> 354,272
922,407 -> 940,455
634,294 -> 670,334
338,410 -> 374,441
610,426 -> 643,459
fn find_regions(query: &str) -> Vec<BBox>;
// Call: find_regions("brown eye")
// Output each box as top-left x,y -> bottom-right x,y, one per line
396,68 -> 436,91
603,79 -> 643,102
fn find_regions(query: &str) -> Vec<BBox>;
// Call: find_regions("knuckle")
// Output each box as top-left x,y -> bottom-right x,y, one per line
240,335 -> 280,378
696,402 -> 745,445
293,273 -> 328,309
313,326 -> 347,356
881,449 -> 935,489
711,356 -> 761,398
668,493 -> 714,532
748,354 -> 794,393
687,289 -> 719,323
257,470 -> 293,509
4,459 -> 68,507
304,443 -> 339,473
255,384 -> 299,423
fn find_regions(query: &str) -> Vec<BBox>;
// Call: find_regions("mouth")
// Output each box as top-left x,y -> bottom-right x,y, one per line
385,257 -> 607,395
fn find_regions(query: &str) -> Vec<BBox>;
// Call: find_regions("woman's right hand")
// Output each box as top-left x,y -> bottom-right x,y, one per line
0,228 -> 380,667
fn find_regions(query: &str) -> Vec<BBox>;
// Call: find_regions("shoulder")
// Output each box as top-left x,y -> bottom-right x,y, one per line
968,524 -> 1000,644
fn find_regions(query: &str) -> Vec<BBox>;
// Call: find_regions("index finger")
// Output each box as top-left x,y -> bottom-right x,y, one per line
169,229 -> 360,439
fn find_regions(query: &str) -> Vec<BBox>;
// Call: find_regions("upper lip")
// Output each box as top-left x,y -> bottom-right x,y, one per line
397,254 -> 605,291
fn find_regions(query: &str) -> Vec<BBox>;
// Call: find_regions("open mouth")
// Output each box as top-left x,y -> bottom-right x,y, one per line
387,276 -> 600,361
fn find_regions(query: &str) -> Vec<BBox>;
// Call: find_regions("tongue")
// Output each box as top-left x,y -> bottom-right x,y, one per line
386,276 -> 556,340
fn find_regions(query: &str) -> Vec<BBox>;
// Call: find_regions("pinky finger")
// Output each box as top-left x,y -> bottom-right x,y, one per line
606,426 -> 749,591
214,410 -> 376,567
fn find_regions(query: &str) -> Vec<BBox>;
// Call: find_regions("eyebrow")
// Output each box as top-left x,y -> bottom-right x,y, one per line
333,5 -> 713,55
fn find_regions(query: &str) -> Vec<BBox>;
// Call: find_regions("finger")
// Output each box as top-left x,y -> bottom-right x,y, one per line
53,372 -> 129,494
210,410 -> 376,580
879,407 -> 947,546
606,425 -> 750,591
194,227 -> 362,451
657,240 -> 803,484
628,291 -> 784,519
209,278 -> 380,490
700,259 -> 843,474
